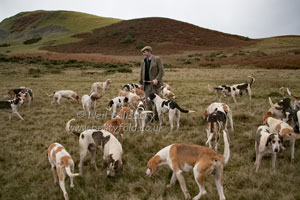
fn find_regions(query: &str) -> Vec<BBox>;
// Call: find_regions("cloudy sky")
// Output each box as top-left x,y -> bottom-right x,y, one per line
1,0 -> 300,38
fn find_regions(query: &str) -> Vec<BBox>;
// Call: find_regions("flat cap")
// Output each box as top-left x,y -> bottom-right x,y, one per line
141,46 -> 152,52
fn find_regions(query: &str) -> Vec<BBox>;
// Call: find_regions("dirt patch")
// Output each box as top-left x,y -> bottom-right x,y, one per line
11,12 -> 46,33
28,25 -> 69,38
0,29 -> 9,41
41,17 -> 255,55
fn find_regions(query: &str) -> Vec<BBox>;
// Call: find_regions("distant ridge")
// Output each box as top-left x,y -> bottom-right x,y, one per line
42,17 -> 253,55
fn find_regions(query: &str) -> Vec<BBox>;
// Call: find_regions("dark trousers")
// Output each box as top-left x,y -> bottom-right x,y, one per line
144,84 -> 159,118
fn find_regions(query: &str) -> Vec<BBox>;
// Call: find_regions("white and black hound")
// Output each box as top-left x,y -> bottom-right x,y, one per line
0,94 -> 24,121
283,108 -> 300,133
122,83 -> 140,91
206,110 -> 227,151
148,93 -> 195,131
203,102 -> 234,132
108,96 -> 129,118
287,88 -> 300,110
214,76 -> 255,103
134,101 -> 153,132
8,87 -> 33,106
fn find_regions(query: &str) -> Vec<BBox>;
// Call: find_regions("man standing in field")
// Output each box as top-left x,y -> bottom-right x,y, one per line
139,46 -> 164,121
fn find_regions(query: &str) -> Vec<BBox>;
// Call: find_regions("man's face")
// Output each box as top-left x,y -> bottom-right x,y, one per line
143,50 -> 151,58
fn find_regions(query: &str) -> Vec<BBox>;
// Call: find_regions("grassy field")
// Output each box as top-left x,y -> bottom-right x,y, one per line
1,61 -> 300,200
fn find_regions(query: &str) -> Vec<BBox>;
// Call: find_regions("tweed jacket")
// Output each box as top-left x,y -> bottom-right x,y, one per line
139,55 -> 164,87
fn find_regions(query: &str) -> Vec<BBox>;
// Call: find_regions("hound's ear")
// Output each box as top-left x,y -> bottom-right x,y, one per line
92,131 -> 104,146
103,135 -> 110,146
266,134 -> 274,147
91,94 -> 96,101
279,134 -> 284,143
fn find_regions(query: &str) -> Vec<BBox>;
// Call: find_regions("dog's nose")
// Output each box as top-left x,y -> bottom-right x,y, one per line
274,148 -> 279,152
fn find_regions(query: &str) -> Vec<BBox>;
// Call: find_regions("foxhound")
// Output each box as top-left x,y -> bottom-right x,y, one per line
66,119 -> 123,177
159,84 -> 175,99
108,96 -> 129,118
203,102 -> 234,132
81,92 -> 102,119
0,94 -> 24,121
47,142 -> 79,200
283,108 -> 300,133
254,125 -> 282,172
134,101 -> 153,132
206,110 -> 227,151
148,93 -> 195,131
118,90 -> 141,109
102,107 -> 132,138
49,90 -> 79,105
265,117 -> 300,163
90,79 -> 112,95
146,131 -> 230,200
122,83 -> 140,91
287,88 -> 300,110
130,88 -> 145,99
8,87 -> 33,107
214,76 -> 255,104
264,97 -> 286,122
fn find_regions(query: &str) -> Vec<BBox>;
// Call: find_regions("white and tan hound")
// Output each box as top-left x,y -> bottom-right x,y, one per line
255,125 -> 282,172
102,107 -> 132,138
159,84 -> 175,99
90,79 -> 112,95
81,92 -> 102,119
146,131 -> 230,200
47,142 -> 79,200
49,90 -> 79,105
265,117 -> 300,163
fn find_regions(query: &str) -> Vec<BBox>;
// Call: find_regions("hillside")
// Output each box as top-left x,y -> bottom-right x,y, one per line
0,10 -> 121,53
42,17 -> 253,55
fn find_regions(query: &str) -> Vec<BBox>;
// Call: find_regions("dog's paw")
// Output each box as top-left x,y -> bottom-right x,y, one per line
185,193 -> 191,199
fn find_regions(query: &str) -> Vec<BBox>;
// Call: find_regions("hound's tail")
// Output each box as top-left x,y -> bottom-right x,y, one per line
173,102 -> 195,113
47,92 -> 55,97
64,160 -> 80,178
141,111 -> 153,115
66,119 -> 81,137
248,76 -> 255,87
268,97 -> 275,109
223,130 -> 230,165
287,88 -> 300,100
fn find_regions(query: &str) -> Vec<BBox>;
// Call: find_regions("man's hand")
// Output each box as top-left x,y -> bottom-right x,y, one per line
140,85 -> 144,90
152,79 -> 158,85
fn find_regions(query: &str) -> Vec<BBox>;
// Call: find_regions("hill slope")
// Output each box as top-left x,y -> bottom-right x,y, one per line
42,17 -> 253,55
0,10 -> 121,53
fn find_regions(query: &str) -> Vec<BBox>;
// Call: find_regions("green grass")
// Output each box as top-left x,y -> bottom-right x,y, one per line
0,62 -> 300,200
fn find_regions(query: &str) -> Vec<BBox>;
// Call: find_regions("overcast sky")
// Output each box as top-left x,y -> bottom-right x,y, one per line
1,0 -> 300,38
